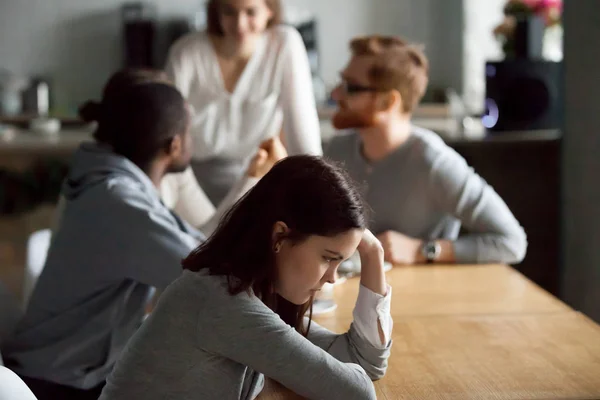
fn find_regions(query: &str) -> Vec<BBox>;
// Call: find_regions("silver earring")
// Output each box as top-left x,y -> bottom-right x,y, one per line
274,242 -> 281,253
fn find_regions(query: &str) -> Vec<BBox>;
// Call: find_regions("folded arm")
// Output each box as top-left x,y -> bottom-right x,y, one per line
201,294 -> 382,400
430,151 -> 528,264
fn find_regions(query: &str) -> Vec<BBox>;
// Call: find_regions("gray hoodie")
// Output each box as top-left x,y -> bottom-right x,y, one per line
2,142 -> 202,389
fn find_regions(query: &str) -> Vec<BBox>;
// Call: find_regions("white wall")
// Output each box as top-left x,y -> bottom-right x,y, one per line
0,0 -> 443,114
285,0 -> 432,86
427,0 -> 463,97
462,0 -> 505,113
0,0 -> 200,114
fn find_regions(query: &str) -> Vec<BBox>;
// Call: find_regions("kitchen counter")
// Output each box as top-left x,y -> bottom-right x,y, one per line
1,116 -> 561,157
0,127 -> 92,156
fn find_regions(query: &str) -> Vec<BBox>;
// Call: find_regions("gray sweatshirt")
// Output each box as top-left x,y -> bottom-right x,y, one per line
325,127 -> 527,264
99,269 -> 390,400
2,143 -> 202,389
100,270 -> 391,400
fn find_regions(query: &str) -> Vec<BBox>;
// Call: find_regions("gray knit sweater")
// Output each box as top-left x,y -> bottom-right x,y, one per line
99,270 -> 391,400
325,127 -> 527,264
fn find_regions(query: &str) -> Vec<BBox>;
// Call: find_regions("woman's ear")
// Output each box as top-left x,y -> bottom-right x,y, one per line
271,221 -> 289,245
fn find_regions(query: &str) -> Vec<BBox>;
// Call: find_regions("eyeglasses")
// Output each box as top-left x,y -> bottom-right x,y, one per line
339,80 -> 382,95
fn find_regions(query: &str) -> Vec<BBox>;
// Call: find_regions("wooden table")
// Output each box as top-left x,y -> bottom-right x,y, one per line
326,265 -> 569,319
259,265 -> 600,400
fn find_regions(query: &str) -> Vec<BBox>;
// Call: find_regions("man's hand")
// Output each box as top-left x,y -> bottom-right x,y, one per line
376,230 -> 424,265
246,137 -> 288,178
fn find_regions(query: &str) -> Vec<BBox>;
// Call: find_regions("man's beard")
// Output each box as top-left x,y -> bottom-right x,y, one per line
332,105 -> 378,130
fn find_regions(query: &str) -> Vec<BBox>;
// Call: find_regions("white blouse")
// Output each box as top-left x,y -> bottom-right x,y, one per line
165,25 -> 323,161
160,167 -> 257,235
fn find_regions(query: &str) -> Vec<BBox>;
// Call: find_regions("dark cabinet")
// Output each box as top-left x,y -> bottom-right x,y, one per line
449,133 -> 561,295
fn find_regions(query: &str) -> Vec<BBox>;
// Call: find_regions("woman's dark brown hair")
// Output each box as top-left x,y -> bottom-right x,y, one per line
206,0 -> 282,36
182,155 -> 368,335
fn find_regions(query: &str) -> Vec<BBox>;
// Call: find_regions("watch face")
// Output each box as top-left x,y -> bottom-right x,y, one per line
423,241 -> 441,261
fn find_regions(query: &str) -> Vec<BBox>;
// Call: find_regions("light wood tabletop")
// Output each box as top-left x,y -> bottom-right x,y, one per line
326,264 -> 570,318
377,312 -> 600,400
266,312 -> 600,400
258,265 -> 600,400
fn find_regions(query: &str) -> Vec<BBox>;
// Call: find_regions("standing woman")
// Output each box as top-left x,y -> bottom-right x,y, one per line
166,0 -> 322,204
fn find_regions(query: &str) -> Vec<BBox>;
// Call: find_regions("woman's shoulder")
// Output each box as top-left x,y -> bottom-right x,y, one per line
266,24 -> 305,50
168,30 -> 210,59
170,270 -> 265,312
174,269 -> 228,297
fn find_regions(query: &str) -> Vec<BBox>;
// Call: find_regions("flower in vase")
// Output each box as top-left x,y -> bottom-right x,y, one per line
494,0 -> 562,58
536,0 -> 562,26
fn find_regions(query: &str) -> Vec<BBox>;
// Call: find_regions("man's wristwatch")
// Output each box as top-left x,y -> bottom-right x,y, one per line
421,240 -> 441,263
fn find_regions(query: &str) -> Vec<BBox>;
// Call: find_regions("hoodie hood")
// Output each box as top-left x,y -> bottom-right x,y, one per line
63,142 -> 156,201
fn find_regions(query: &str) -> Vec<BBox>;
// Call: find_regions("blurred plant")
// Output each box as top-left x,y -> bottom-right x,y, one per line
494,0 -> 563,57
